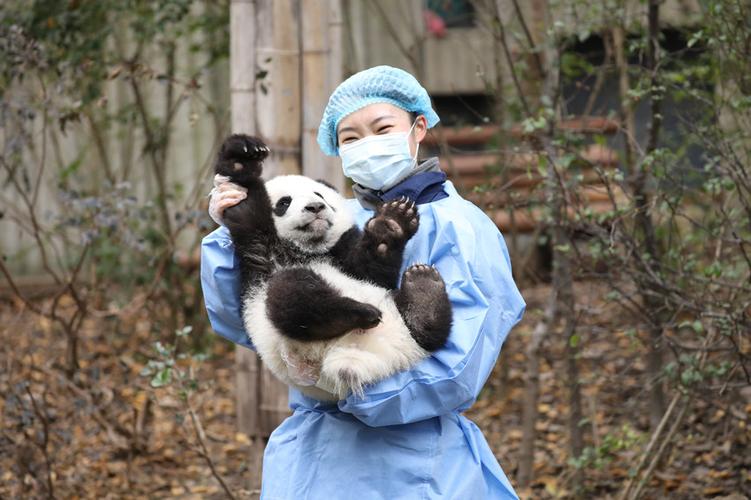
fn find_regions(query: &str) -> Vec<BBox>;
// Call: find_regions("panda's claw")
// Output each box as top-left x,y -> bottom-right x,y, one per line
366,196 -> 420,257
216,134 -> 270,180
402,263 -> 443,287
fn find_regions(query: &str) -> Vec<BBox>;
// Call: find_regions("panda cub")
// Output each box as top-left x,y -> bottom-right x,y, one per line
216,134 -> 452,400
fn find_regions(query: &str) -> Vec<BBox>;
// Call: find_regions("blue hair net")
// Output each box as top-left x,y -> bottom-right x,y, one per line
317,65 -> 440,157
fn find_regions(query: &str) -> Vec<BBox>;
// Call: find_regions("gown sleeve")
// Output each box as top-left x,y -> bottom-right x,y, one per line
200,226 -> 255,350
337,204 -> 526,426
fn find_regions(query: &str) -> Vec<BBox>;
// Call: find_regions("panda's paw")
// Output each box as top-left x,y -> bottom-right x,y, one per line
366,197 -> 419,256
350,303 -> 383,330
216,134 -> 270,179
378,196 -> 419,236
222,134 -> 270,162
396,264 -> 452,352
402,264 -> 443,288
399,264 -> 446,307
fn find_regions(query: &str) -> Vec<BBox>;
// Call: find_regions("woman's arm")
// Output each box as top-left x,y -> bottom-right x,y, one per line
200,226 -> 255,350
337,207 -> 525,426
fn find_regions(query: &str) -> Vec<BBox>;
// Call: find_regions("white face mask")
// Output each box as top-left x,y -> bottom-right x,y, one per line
339,121 -> 420,191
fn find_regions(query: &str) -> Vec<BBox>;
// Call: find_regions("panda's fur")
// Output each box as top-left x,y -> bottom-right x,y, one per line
216,134 -> 452,400
246,260 -> 434,399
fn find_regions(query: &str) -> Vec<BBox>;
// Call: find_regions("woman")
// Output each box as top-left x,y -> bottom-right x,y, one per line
201,65 -> 525,499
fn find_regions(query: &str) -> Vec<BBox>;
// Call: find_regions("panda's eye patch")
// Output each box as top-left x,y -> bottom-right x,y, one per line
313,190 -> 336,212
273,196 -> 292,216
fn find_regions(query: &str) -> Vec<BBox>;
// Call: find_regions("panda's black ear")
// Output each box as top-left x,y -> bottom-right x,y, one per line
315,179 -> 339,193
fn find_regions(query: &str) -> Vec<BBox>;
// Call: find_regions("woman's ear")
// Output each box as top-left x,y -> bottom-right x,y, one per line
413,115 -> 428,143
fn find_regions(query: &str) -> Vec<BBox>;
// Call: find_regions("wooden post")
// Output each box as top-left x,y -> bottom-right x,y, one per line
300,0 -> 345,188
255,0 -> 302,177
229,0 -> 258,435
230,0 -> 309,491
230,0 -> 341,491
230,0 -> 263,491
230,0 -> 257,136
253,0 -> 301,438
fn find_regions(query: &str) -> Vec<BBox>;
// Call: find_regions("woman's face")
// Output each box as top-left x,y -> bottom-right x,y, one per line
336,102 -> 427,156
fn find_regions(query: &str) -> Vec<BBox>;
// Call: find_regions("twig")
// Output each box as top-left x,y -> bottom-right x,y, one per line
187,406 -> 237,500
24,385 -> 55,500
127,67 -> 174,241
0,258 -> 45,316
492,0 -> 532,118
367,1 -> 422,78
32,75 -> 49,208
33,365 -> 131,449
84,111 -> 116,185
621,321 -> 719,499
629,398 -> 691,500
617,391 -> 681,500
510,0 -> 545,78
582,30 -> 613,117
0,156 -> 62,285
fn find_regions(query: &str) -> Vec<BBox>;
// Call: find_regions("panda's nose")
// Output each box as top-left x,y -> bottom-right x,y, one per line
304,202 -> 326,214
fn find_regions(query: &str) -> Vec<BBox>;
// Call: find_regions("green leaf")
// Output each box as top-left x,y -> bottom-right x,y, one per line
60,156 -> 83,182
687,30 -> 703,48
176,325 -> 193,337
569,333 -> 581,348
150,367 -> 172,388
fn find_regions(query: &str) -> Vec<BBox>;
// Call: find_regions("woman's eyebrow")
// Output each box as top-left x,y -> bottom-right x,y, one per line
338,115 -> 395,135
370,115 -> 395,126
338,125 -> 357,135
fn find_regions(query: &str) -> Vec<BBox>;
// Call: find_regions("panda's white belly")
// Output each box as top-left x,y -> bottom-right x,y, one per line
242,260 -> 428,401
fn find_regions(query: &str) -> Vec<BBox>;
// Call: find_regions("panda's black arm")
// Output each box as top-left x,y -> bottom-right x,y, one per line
215,134 -> 280,285
223,188 -> 279,289
329,198 -> 420,289
222,177 -> 276,246
328,226 -> 405,290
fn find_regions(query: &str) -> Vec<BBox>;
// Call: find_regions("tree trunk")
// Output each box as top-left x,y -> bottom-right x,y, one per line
539,13 -> 584,490
612,9 -> 667,430
639,0 -> 667,431
517,295 -> 555,488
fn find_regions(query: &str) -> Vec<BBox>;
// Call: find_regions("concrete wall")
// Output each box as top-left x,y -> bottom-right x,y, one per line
1,19 -> 229,278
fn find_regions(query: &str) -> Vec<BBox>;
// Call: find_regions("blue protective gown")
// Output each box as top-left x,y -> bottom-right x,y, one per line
200,179 -> 526,499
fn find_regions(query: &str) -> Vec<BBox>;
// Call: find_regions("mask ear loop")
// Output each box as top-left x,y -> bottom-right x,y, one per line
407,118 -> 420,163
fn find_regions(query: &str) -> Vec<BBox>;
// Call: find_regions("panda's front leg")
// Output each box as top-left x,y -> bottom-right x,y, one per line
366,197 -> 419,253
354,197 -> 420,289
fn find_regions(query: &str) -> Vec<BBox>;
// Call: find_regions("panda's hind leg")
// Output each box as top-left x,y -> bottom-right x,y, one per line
266,267 -> 382,342
393,264 -> 453,352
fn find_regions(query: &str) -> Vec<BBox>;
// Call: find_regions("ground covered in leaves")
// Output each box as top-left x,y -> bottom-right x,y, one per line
1,282 -> 749,499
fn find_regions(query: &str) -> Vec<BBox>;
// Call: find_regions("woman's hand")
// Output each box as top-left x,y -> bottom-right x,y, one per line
208,174 -> 248,226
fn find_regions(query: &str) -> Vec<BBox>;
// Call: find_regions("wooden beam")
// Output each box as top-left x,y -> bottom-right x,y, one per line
422,117 -> 619,147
